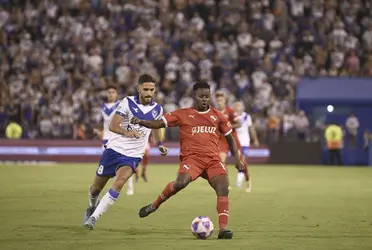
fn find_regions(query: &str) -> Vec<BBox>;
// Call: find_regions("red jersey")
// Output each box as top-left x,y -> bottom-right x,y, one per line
161,107 -> 232,160
218,106 -> 241,151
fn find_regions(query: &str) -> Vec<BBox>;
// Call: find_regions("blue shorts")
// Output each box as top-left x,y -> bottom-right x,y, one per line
96,148 -> 141,177
241,146 -> 249,158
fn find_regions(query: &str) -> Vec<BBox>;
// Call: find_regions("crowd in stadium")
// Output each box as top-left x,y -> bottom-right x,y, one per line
0,0 -> 371,143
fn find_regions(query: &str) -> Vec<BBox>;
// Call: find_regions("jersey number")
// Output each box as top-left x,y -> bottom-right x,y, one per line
97,165 -> 104,174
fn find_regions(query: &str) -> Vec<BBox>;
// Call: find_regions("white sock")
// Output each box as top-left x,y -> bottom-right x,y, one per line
89,188 -> 99,207
91,189 -> 119,220
237,172 -> 245,187
127,176 -> 134,192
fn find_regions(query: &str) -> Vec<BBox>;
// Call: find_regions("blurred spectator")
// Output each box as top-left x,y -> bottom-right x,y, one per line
294,110 -> 309,141
282,110 -> 296,139
345,113 -> 360,148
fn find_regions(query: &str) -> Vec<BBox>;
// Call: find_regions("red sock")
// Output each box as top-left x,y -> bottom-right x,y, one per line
142,153 -> 149,168
152,181 -> 177,208
217,196 -> 229,230
141,164 -> 147,176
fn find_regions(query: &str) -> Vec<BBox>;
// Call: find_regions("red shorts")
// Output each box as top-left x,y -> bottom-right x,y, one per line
178,156 -> 228,181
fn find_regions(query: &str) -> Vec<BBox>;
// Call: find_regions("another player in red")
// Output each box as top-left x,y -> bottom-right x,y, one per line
131,81 -> 244,239
215,91 -> 242,163
215,91 -> 250,187
135,138 -> 152,182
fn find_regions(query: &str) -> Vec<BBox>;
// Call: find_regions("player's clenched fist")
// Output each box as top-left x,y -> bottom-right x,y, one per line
131,117 -> 140,124
158,145 -> 168,156
235,160 -> 246,171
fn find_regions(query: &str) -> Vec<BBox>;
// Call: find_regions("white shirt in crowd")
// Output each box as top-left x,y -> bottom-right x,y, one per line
294,113 -> 309,132
345,116 -> 359,136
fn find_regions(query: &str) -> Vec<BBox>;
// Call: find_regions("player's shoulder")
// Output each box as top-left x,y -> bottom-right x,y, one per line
242,112 -> 250,121
210,107 -> 226,119
226,106 -> 234,113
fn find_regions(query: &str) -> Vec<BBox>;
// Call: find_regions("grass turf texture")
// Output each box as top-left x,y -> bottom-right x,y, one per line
0,164 -> 371,250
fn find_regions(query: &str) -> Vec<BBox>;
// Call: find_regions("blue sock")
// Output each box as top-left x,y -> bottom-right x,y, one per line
108,188 -> 120,200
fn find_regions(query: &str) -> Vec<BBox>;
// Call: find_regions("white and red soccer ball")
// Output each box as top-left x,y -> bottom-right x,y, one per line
190,216 -> 214,239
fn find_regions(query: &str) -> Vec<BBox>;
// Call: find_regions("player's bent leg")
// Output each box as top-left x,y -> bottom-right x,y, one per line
141,151 -> 149,182
84,175 -> 110,223
208,174 -> 233,239
138,173 -> 192,218
85,166 -> 134,230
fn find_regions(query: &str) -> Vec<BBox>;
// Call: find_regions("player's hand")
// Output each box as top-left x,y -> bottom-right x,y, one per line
125,130 -> 141,139
131,117 -> 141,125
159,145 -> 168,156
235,160 -> 246,171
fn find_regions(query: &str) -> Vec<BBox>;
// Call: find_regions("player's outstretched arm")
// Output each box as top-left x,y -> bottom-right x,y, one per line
225,133 -> 245,171
152,128 -> 168,156
131,117 -> 166,129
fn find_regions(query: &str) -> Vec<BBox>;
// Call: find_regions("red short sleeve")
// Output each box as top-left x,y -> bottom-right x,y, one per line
218,112 -> 233,136
161,110 -> 183,127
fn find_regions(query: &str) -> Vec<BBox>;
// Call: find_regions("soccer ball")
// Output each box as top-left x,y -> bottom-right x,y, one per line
190,216 -> 214,239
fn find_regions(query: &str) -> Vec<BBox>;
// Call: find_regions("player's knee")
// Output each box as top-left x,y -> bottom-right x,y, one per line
216,186 -> 229,196
213,177 -> 229,196
173,179 -> 189,190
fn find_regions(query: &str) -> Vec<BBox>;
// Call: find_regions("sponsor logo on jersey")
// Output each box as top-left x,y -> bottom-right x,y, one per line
191,126 -> 217,135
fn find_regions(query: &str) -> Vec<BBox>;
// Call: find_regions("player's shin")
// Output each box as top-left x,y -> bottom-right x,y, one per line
89,187 -> 100,207
217,196 -> 229,230
91,189 -> 119,220
152,181 -> 178,209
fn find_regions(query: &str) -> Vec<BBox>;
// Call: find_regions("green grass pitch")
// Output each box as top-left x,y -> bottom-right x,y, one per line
0,164 -> 371,250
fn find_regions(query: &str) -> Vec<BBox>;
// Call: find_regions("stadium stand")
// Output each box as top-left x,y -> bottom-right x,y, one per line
0,0 -> 371,142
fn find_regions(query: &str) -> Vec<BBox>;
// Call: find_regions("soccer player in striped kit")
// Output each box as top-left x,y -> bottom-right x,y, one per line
232,100 -> 259,192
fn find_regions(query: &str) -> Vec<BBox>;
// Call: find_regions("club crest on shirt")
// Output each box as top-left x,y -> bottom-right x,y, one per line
152,109 -> 158,118
210,115 -> 217,121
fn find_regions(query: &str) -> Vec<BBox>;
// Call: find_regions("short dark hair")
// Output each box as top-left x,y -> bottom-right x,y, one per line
138,74 -> 156,85
193,81 -> 210,91
106,85 -> 118,91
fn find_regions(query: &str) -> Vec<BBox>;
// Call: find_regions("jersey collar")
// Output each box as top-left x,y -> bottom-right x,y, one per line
193,106 -> 211,114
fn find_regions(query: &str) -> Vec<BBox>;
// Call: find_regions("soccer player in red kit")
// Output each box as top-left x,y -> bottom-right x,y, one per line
215,91 -> 242,163
215,91 -> 250,189
131,81 -> 244,239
